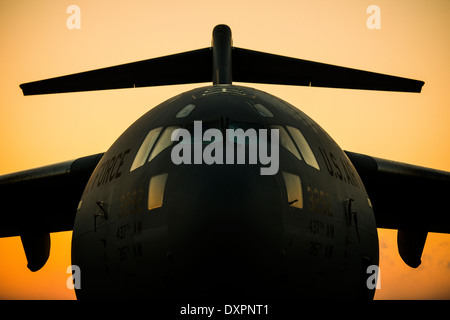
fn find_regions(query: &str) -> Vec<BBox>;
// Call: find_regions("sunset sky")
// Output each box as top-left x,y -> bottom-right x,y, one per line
0,0 -> 449,300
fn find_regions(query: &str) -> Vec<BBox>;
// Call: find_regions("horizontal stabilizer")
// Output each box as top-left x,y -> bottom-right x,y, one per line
232,48 -> 424,93
20,24 -> 424,95
20,48 -> 212,95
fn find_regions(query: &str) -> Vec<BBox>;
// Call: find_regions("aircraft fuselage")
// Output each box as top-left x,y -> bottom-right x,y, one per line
72,85 -> 378,300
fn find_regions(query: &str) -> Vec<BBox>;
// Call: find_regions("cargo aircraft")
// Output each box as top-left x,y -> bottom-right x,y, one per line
1,25 -> 449,300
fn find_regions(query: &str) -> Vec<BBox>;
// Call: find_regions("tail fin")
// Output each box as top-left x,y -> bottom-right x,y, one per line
20,24 -> 424,95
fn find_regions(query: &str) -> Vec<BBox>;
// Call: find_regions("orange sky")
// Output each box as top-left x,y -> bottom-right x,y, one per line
0,0 -> 449,300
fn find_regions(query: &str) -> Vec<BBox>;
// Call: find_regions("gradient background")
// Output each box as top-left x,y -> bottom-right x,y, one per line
0,0 -> 449,300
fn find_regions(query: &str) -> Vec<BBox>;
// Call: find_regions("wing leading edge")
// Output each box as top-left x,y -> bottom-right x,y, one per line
0,153 -> 103,271
345,151 -> 450,267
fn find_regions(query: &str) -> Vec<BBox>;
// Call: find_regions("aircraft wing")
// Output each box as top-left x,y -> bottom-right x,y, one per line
345,150 -> 450,267
0,153 -> 103,270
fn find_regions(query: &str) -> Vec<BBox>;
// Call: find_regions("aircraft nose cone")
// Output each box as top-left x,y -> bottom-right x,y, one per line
164,164 -> 283,299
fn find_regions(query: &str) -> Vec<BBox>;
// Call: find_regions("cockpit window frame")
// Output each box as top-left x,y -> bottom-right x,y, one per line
147,173 -> 169,211
148,126 -> 181,162
282,171 -> 303,209
130,125 -> 181,172
286,125 -> 321,171
130,126 -> 163,172
175,103 -> 196,118
251,103 -> 274,118
269,125 -> 302,161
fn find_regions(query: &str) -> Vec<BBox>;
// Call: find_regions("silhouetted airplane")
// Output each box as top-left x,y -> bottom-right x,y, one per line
1,25 -> 449,300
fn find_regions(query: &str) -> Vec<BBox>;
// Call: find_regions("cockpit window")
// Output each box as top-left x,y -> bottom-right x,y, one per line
130,127 -> 163,172
148,126 -> 181,162
148,173 -> 168,210
286,126 -> 320,170
282,171 -> 303,209
269,125 -> 302,161
252,103 -> 274,118
175,104 -> 196,118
